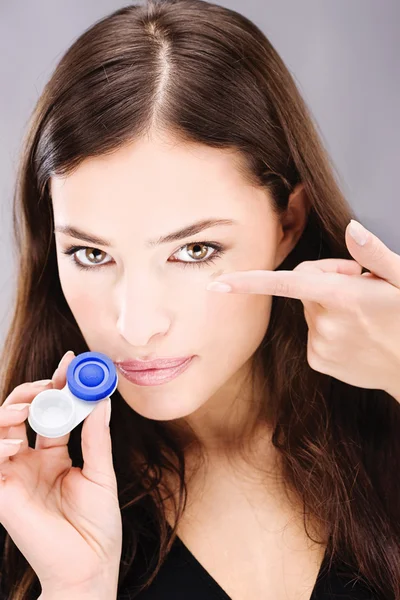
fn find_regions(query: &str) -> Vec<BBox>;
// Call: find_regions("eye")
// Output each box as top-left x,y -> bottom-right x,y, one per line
169,242 -> 224,268
61,247 -> 112,270
61,242 -> 225,271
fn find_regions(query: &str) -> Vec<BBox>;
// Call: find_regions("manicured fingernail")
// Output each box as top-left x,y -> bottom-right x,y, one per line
5,403 -> 31,411
33,379 -> 53,387
2,439 -> 24,445
206,282 -> 232,292
348,220 -> 369,246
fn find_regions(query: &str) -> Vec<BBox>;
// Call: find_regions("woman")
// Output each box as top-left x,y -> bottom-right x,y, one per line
0,0 -> 399,598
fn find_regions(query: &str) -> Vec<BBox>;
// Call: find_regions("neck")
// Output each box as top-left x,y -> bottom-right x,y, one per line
166,355 -> 274,465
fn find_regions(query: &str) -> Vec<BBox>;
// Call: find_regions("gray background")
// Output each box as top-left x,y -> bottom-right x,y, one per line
1,1 -> 399,346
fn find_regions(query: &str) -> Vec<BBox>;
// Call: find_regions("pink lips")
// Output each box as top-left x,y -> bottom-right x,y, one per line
115,356 -> 194,386
115,356 -> 193,371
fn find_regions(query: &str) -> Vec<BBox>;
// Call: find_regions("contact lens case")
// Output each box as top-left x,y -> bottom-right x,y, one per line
28,351 -> 118,438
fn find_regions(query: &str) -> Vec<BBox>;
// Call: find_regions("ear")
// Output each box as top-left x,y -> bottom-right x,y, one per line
274,183 -> 310,268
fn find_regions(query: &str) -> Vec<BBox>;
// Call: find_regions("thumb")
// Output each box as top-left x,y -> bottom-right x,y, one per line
81,399 -> 117,492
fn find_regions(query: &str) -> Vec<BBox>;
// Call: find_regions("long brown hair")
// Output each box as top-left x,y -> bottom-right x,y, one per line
0,1 -> 399,597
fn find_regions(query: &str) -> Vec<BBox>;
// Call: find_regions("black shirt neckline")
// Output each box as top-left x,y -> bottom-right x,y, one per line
173,534 -> 328,599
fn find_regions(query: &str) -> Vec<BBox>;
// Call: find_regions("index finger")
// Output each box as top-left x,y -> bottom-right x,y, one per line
208,269 -> 346,305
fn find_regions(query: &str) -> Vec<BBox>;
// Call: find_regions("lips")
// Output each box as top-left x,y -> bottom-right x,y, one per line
116,357 -> 194,386
115,356 -> 193,371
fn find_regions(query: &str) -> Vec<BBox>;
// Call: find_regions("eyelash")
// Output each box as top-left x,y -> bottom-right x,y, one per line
61,241 -> 225,272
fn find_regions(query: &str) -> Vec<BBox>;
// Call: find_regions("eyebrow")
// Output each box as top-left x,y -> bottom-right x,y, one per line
54,218 -> 237,248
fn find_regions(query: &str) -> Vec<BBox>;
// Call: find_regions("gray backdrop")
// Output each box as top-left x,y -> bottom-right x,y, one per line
1,1 -> 399,346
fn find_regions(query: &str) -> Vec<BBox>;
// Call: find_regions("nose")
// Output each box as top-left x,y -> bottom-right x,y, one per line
115,271 -> 171,347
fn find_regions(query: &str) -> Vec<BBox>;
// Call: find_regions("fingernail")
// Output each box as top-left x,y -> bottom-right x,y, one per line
5,403 -> 31,411
58,350 -> 74,369
2,439 -> 24,445
52,351 -> 74,378
206,282 -> 232,292
348,220 -> 369,246
32,379 -> 53,387
104,399 -> 111,427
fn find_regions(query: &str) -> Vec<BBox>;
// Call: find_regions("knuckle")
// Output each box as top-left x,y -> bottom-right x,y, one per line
368,242 -> 386,264
0,412 -> 27,431
0,444 -> 22,458
294,261 -> 317,275
1,383 -> 39,412
293,261 -> 311,272
11,382 -> 37,396
329,288 -> 348,309
275,281 -> 292,297
10,380 -> 44,396
315,317 -> 336,341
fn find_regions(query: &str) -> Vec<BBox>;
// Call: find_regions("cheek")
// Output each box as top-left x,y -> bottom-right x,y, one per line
58,269 -> 108,331
204,290 -> 273,357
200,241 -> 276,350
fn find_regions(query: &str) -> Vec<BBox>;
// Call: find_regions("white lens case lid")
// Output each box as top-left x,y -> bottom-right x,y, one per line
28,388 -> 76,438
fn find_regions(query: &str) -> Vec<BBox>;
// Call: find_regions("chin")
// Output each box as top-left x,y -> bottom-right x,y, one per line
128,402 -> 203,421
122,393 -> 204,421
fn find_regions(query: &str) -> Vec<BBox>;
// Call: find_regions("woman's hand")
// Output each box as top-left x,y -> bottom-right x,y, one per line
0,351 -> 122,599
206,220 -> 400,402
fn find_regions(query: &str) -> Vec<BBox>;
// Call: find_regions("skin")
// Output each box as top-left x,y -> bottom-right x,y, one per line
50,131 -> 328,598
50,130 -> 309,454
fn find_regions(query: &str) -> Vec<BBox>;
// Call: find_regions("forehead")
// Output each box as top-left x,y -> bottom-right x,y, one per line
50,135 -> 272,231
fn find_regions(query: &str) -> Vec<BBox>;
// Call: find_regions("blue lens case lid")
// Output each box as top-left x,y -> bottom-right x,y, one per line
66,351 -> 118,401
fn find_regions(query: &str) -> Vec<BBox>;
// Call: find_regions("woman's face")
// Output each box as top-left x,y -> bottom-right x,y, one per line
50,133 -> 300,421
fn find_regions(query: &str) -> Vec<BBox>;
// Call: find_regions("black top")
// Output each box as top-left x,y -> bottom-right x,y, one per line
119,535 -> 377,600
0,525 -> 377,599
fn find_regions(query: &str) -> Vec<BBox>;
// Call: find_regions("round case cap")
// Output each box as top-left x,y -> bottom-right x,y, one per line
67,351 -> 118,401
28,389 -> 75,438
